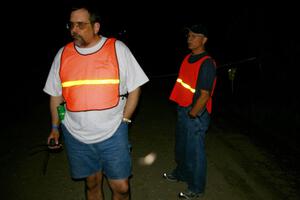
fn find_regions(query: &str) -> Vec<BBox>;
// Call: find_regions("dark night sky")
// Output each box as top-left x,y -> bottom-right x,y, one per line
3,1 -> 300,131
8,1 -> 299,73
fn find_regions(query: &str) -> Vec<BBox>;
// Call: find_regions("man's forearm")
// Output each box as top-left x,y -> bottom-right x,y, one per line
189,89 -> 210,117
123,87 -> 141,120
50,95 -> 64,126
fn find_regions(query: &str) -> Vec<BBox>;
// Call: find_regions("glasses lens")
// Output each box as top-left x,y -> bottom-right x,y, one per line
78,22 -> 86,29
66,22 -> 90,30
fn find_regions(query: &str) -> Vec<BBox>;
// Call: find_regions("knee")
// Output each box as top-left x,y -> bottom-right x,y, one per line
110,180 -> 130,195
86,173 -> 101,190
116,182 -> 129,195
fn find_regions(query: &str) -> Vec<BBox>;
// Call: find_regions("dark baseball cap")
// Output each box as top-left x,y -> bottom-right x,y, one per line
186,24 -> 208,37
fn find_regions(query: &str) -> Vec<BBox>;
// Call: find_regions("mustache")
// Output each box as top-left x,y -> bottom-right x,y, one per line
71,33 -> 82,40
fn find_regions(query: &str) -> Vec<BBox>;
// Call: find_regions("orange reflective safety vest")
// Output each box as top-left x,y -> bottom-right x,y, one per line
169,54 -> 216,113
60,38 -> 120,112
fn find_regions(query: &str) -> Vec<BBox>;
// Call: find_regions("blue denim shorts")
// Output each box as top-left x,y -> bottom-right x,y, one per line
61,122 -> 132,180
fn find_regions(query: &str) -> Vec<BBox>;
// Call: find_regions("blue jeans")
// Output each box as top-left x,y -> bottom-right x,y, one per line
172,106 -> 210,194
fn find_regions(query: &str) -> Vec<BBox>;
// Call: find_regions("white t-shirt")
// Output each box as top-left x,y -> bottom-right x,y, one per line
43,36 -> 149,144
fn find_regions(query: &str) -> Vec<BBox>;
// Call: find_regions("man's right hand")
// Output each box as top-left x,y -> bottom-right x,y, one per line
47,129 -> 61,149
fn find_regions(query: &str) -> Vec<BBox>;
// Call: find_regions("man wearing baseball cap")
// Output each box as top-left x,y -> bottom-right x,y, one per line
163,24 -> 217,199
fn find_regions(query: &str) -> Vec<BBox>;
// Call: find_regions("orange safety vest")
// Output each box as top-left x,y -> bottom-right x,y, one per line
60,38 -> 120,112
169,54 -> 216,113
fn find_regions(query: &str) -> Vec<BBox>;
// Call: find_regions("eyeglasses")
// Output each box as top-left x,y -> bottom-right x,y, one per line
66,22 -> 91,30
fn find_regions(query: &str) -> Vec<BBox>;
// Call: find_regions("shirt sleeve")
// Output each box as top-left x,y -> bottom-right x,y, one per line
43,48 -> 64,96
115,40 -> 149,92
197,58 -> 216,92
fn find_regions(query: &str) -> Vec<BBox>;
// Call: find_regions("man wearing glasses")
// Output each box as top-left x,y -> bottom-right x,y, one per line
163,24 -> 217,199
43,4 -> 148,200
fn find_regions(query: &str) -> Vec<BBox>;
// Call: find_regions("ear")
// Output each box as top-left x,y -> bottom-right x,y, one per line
203,37 -> 208,45
94,22 -> 101,34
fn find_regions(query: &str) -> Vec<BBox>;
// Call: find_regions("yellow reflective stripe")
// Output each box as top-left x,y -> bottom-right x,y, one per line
62,79 -> 120,87
177,78 -> 195,93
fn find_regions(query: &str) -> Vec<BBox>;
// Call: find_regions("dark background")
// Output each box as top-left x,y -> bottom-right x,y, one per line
2,0 -> 299,173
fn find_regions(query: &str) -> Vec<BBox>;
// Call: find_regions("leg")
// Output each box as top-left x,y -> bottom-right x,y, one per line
61,125 -> 103,198
108,179 -> 130,200
173,106 -> 188,181
98,122 -> 131,199
185,110 -> 210,194
86,172 -> 104,200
